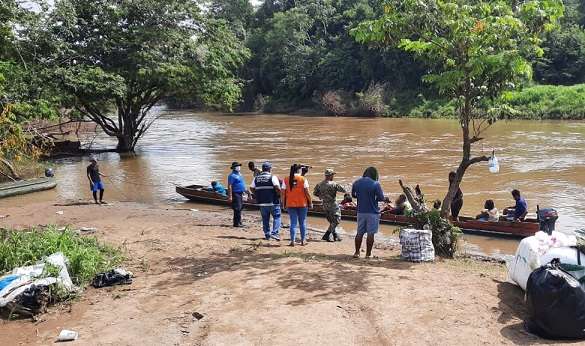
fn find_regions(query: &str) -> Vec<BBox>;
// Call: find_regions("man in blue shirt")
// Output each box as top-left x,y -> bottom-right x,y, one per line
351,167 -> 385,258
227,162 -> 246,227
505,189 -> 528,221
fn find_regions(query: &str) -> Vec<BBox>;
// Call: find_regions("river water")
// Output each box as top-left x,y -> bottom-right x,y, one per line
2,110 -> 585,256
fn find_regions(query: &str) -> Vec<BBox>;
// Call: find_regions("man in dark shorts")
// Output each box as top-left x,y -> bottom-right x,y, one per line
87,157 -> 105,204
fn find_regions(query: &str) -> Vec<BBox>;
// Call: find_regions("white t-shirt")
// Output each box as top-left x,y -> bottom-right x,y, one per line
484,208 -> 500,222
250,174 -> 280,188
282,174 -> 309,189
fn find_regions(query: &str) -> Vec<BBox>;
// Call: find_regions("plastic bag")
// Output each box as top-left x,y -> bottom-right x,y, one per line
399,229 -> 435,262
488,152 -> 500,173
525,260 -> 585,339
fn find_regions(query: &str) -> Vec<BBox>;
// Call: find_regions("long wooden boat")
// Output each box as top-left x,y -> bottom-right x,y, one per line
176,184 -> 540,238
0,177 -> 57,199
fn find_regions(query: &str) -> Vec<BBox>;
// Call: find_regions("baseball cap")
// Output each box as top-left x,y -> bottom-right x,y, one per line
262,161 -> 272,170
325,168 -> 335,176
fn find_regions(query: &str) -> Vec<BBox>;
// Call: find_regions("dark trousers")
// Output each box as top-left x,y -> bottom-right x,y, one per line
451,199 -> 463,218
232,191 -> 243,226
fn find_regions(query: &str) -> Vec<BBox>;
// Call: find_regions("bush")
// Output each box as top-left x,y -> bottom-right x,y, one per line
0,226 -> 123,286
319,90 -> 348,116
354,83 -> 388,116
412,210 -> 462,258
501,84 -> 585,119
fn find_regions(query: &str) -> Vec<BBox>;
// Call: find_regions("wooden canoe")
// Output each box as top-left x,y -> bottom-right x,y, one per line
0,177 -> 57,199
176,184 -> 540,238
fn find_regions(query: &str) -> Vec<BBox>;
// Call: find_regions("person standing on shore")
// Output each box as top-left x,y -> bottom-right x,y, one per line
449,171 -> 463,220
351,167 -> 385,258
250,162 -> 282,241
87,157 -> 106,205
283,164 -> 313,246
248,161 -> 261,177
227,162 -> 246,227
313,168 -> 346,242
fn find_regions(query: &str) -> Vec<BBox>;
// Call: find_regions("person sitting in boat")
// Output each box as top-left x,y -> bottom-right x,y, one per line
207,181 -> 227,196
387,194 -> 413,216
504,189 -> 528,221
339,193 -> 356,210
380,197 -> 393,214
476,199 -> 499,222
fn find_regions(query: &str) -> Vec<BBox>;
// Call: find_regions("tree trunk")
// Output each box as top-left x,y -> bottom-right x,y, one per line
0,157 -> 20,180
116,109 -> 139,152
116,134 -> 135,152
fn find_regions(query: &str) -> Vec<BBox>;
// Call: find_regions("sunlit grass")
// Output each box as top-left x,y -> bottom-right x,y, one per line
0,226 -> 123,286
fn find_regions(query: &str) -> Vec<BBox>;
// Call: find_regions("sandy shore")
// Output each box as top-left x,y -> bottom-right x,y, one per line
0,201 -> 566,345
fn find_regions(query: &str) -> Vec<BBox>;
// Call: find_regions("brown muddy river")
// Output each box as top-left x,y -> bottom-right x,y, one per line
2,109 -> 585,256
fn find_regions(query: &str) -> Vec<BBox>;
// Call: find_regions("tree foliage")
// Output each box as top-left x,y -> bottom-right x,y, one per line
351,0 -> 563,218
40,0 -> 250,152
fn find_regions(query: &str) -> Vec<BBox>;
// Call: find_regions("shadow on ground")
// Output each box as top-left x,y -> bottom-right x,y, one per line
153,247 -> 414,306
497,281 -> 579,345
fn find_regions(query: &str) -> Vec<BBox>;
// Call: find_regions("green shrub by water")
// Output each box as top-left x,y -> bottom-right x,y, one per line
501,84 -> 585,120
0,226 -> 123,286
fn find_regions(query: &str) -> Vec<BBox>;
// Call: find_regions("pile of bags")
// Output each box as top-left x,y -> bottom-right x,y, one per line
507,230 -> 585,339
399,229 -> 435,262
0,253 -> 76,316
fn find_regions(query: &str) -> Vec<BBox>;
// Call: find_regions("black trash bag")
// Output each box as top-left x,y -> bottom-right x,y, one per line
525,259 -> 585,339
7,285 -> 50,317
92,269 -> 132,288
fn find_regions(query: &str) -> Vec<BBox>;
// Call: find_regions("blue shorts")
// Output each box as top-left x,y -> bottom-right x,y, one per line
357,213 -> 380,236
91,181 -> 105,192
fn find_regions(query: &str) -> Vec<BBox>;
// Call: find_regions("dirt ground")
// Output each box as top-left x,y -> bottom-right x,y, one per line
0,201 -> 572,345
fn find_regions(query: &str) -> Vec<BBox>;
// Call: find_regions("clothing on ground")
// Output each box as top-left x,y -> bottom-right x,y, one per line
228,171 -> 246,193
351,177 -> 385,214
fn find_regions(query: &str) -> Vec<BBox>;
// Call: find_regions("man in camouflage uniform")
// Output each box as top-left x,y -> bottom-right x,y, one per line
313,168 -> 346,242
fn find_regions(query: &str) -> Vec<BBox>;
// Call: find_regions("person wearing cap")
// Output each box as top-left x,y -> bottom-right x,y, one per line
86,157 -> 106,204
250,162 -> 282,240
314,168 -> 346,242
227,161 -> 246,227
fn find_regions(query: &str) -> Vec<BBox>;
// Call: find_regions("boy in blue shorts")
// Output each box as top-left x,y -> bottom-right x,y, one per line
87,157 -> 106,204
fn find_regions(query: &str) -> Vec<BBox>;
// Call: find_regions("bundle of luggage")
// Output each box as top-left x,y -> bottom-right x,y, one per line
508,229 -> 585,339
399,229 -> 435,262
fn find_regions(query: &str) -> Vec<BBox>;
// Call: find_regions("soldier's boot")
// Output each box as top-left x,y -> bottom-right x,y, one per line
333,231 -> 342,242
322,230 -> 333,242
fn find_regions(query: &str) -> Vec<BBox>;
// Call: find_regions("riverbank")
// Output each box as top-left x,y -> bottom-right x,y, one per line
256,83 -> 585,120
0,200 -> 555,345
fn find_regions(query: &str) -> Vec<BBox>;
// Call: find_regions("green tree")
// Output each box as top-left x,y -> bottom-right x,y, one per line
535,0 -> 585,85
352,0 -> 563,219
44,0 -> 249,152
208,0 -> 254,39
